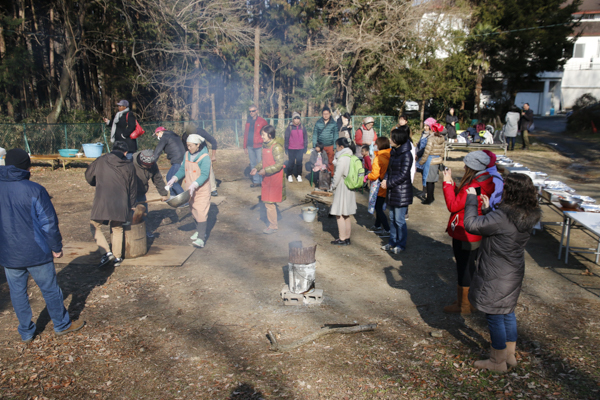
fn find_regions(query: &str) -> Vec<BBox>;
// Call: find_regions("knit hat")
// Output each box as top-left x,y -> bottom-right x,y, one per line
153,126 -> 166,136
424,117 -> 437,128
292,112 -> 301,120
117,100 -> 129,107
186,134 -> 205,144
138,150 -> 156,168
5,148 -> 31,171
463,151 -> 490,172
481,150 -> 497,168
185,122 -> 198,135
431,122 -> 444,133
363,116 -> 375,124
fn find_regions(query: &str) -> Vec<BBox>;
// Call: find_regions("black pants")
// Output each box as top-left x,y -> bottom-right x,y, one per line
287,149 -> 303,177
374,196 -> 390,231
452,238 -> 478,287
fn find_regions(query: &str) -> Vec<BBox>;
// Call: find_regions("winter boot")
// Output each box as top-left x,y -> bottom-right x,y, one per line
443,286 -> 475,314
474,347 -> 508,372
506,342 -> 517,367
422,182 -> 435,205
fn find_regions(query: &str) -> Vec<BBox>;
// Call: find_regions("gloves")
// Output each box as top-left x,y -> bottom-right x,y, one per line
165,176 -> 178,191
188,181 -> 199,197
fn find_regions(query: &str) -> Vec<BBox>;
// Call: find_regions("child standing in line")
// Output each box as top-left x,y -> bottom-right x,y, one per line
361,145 -> 372,174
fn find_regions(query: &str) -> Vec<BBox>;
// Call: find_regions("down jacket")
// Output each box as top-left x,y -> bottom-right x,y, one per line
85,151 -> 137,222
312,117 -> 339,147
418,135 -> 445,166
0,166 -> 62,269
385,141 -> 413,208
465,195 -> 542,314
153,131 -> 186,165
442,171 -> 495,242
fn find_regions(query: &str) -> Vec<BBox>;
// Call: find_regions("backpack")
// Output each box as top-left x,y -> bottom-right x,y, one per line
126,112 -> 145,139
340,154 -> 365,190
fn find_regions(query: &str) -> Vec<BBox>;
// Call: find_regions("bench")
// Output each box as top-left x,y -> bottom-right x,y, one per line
444,142 -> 507,162
30,154 -> 99,170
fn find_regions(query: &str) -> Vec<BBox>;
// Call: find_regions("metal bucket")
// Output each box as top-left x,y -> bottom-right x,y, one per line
288,262 -> 316,294
166,190 -> 190,208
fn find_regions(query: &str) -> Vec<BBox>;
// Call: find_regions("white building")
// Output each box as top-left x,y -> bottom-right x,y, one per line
516,0 -> 600,114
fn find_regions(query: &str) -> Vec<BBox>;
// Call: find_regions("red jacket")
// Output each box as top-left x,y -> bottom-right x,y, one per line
244,116 -> 268,149
443,172 -> 495,242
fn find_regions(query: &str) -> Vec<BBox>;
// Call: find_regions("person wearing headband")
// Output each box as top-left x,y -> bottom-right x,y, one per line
166,134 -> 212,248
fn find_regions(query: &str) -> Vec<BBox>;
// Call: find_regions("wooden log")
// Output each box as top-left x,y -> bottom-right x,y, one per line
123,221 -> 148,259
132,204 -> 147,225
267,323 -> 377,352
310,190 -> 332,197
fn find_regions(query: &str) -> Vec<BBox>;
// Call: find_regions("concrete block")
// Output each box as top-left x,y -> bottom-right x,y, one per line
303,288 -> 324,305
281,285 -> 304,306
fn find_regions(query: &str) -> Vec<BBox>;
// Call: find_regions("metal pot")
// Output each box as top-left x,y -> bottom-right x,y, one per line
559,197 -> 582,209
166,191 -> 190,208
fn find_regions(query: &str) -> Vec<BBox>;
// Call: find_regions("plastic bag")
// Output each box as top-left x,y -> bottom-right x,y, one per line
368,179 -> 381,214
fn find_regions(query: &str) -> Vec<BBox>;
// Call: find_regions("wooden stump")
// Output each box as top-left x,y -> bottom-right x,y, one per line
289,241 -> 317,264
124,221 -> 148,259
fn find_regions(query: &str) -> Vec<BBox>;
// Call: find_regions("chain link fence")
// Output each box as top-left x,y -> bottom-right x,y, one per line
0,115 -> 399,156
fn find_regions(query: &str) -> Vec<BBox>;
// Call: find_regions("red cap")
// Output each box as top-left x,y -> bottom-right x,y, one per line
154,126 -> 166,135
431,122 -> 444,133
482,150 -> 496,168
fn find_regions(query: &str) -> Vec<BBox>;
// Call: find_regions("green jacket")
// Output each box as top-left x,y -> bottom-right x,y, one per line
312,117 -> 339,147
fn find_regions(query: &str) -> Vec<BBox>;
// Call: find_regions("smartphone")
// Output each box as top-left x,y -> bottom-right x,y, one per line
475,187 -> 481,196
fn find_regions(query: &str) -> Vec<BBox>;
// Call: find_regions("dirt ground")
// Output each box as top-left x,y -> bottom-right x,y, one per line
1,140 -> 600,399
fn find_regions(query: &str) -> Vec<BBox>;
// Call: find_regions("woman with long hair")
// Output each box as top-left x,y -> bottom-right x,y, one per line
367,136 -> 392,236
418,123 -> 445,205
464,173 -> 541,371
330,137 -> 357,245
446,107 -> 458,141
442,151 -> 495,313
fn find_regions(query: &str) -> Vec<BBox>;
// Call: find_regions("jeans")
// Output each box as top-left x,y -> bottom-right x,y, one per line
452,238 -> 478,287
486,313 -> 517,350
167,163 -> 184,196
4,262 -> 71,340
248,147 -> 263,184
374,196 -> 390,231
287,149 -> 304,177
388,206 -> 408,250
506,137 -> 516,150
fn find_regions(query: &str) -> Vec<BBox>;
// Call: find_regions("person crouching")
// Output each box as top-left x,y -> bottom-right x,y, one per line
166,134 -> 212,248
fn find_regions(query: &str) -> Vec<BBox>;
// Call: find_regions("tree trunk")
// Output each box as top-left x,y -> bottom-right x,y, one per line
49,6 -> 55,100
269,73 -> 276,117
211,93 -> 217,136
191,58 -> 200,120
475,69 -> 483,119
0,25 -> 5,57
253,26 -> 260,107
420,99 -> 426,129
47,43 -> 76,123
346,77 -> 355,114
277,87 -> 285,136
307,99 -> 313,118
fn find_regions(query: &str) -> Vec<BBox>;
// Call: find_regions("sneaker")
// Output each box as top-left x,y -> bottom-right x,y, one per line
211,190 -> 218,197
192,238 -> 205,248
381,244 -> 391,251
22,335 -> 35,343
55,320 -> 85,336
263,228 -> 278,234
288,175 -> 294,183
391,247 -> 405,254
113,258 -> 123,267
97,252 -> 115,268
297,175 -> 302,183
190,231 -> 199,240
378,230 -> 390,238
367,225 -> 381,233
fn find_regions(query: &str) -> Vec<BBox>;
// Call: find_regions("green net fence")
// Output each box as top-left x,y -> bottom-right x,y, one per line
0,115 -> 399,156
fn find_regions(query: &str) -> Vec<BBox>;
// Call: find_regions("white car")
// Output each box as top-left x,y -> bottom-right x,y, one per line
404,101 -> 419,112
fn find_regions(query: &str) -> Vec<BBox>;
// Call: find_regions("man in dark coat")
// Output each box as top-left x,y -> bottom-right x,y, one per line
152,126 -> 186,197
519,103 -> 533,150
0,149 -> 85,342
244,104 -> 268,187
85,141 -> 137,267
104,99 -> 137,159
183,123 -> 219,196
381,126 -> 413,254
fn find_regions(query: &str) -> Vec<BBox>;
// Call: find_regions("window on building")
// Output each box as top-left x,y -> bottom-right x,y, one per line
574,43 -> 585,58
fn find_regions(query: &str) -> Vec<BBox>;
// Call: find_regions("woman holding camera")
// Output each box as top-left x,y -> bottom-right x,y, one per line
442,151 -> 495,314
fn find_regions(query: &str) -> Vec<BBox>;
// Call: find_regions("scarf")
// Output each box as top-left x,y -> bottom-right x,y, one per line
110,107 -> 130,143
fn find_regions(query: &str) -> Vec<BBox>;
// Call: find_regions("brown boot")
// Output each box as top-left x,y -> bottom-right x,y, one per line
443,286 -> 474,314
505,342 -> 517,367
474,347 -> 508,372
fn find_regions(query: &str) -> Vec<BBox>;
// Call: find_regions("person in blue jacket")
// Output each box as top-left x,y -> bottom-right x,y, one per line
0,149 -> 85,342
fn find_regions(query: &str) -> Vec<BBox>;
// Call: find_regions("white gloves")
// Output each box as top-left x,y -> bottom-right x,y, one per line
188,181 -> 199,197
165,176 -> 178,191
